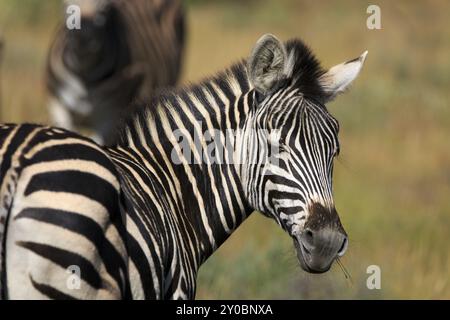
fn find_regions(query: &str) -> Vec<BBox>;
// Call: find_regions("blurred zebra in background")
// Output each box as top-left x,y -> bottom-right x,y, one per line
46,0 -> 185,145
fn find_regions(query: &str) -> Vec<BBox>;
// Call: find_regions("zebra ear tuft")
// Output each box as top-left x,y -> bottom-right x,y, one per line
318,50 -> 368,102
248,34 -> 289,96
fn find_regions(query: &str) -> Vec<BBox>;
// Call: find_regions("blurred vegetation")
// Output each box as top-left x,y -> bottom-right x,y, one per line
0,0 -> 449,299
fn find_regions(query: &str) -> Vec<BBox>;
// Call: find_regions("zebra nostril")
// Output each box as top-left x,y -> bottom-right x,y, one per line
304,229 -> 314,243
337,236 -> 348,256
300,228 -> 315,252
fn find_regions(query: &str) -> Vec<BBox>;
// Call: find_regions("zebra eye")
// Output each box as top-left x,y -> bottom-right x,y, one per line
277,139 -> 290,154
254,90 -> 266,104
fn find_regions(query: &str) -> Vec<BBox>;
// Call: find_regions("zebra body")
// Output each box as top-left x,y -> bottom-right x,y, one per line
0,124 -> 214,299
1,35 -> 366,299
0,124 -> 129,299
46,0 -> 185,145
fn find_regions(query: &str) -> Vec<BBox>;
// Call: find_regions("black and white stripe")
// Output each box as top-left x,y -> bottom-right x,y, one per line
46,0 -> 185,145
1,35 -> 366,299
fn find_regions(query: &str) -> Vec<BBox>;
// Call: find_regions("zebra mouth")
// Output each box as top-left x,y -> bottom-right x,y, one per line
293,237 -> 332,274
293,237 -> 312,272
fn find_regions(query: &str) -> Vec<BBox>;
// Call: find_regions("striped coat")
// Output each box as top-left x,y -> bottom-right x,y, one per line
1,35 -> 366,299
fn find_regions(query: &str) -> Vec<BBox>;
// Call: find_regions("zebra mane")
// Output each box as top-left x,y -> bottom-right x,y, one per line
284,39 -> 327,101
117,38 -> 327,145
117,59 -> 249,143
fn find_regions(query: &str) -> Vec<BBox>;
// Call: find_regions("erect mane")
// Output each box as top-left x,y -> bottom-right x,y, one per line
140,38 -> 327,111
117,38 -> 328,145
284,39 -> 327,101
117,60 -> 250,143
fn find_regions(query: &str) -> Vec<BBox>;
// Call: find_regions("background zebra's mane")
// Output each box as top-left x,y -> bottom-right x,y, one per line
117,38 -> 328,145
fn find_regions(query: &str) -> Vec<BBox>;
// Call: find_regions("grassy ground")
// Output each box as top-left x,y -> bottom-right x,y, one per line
0,0 -> 449,299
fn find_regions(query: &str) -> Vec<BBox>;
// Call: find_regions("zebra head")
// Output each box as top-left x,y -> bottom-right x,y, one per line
243,34 -> 367,273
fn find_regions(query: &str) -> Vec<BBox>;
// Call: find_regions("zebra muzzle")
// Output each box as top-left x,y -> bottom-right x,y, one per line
294,204 -> 348,273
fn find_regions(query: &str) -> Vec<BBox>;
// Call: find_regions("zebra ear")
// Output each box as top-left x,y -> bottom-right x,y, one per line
248,34 -> 290,96
318,51 -> 368,102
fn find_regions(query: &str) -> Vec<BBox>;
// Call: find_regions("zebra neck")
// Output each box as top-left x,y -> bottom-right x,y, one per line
118,62 -> 255,265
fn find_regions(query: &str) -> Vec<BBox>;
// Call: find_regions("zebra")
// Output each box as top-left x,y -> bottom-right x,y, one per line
46,0 -> 185,145
0,34 -> 367,299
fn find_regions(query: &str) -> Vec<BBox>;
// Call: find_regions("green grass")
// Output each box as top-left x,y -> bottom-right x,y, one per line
0,0 -> 449,299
